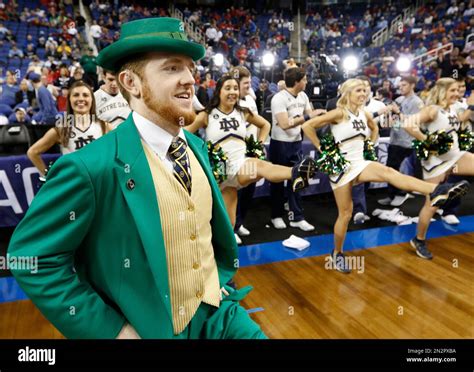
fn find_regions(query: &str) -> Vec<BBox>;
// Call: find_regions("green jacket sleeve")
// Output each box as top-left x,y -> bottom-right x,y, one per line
8,155 -> 126,339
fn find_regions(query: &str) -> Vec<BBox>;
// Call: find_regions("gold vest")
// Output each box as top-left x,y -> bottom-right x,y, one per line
142,140 -> 221,335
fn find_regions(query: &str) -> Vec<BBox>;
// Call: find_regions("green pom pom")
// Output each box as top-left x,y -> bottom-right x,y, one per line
315,133 -> 350,175
363,139 -> 378,161
458,128 -> 474,151
207,141 -> 228,184
245,135 -> 266,160
412,130 -> 454,160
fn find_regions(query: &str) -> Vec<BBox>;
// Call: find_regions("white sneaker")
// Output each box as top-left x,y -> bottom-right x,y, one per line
377,197 -> 392,206
271,218 -> 287,229
442,214 -> 460,225
289,220 -> 315,231
364,214 -> 371,221
353,212 -> 366,225
390,194 -> 411,207
234,233 -> 242,245
237,225 -> 250,236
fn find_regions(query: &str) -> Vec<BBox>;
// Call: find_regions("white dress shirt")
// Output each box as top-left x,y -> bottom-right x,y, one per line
133,111 -> 188,173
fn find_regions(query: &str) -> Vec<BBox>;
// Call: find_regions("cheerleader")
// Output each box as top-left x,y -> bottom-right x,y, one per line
403,78 -> 474,259
302,79 -> 469,273
27,81 -> 113,176
186,74 -> 316,228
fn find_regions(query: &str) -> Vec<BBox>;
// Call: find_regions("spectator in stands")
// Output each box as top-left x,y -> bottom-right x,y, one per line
205,20 -> 222,47
69,67 -> 93,88
265,80 -> 285,108
346,21 -> 356,34
196,72 -> 211,108
9,107 -> 31,124
80,47 -> 98,89
15,79 -> 35,109
27,55 -> 43,75
0,70 -> 19,107
45,36 -> 58,57
56,39 -> 72,59
71,47 -> 81,61
56,87 -> 68,112
25,42 -> 36,58
364,63 -> 379,82
381,80 -> 394,100
75,11 -> 86,41
37,34 -> 46,49
283,58 -> 297,70
466,50 -> 474,69
90,19 -> 102,50
342,37 -> 353,48
447,2 -> 459,16
414,43 -> 428,57
40,66 -> 56,85
21,34 -> 35,49
54,65 -> 71,89
30,73 -> 58,125
305,57 -> 317,83
9,44 -> 24,59
376,16 -> 388,30
0,22 -> 12,41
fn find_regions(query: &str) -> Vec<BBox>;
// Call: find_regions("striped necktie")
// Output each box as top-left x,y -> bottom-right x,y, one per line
168,136 -> 192,195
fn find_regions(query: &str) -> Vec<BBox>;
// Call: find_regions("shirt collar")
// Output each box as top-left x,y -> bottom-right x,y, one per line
132,111 -> 187,161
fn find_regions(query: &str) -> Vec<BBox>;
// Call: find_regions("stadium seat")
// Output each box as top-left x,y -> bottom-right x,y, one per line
0,124 -> 31,156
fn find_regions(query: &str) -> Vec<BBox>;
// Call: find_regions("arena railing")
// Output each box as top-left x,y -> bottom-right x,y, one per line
412,42 -> 453,68
372,0 -> 426,47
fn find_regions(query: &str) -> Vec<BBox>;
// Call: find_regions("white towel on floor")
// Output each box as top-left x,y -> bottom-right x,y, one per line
282,235 -> 310,251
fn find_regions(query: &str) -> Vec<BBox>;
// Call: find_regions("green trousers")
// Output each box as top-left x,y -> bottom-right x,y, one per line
174,285 -> 267,339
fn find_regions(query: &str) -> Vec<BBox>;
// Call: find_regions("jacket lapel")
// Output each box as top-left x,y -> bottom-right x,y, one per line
113,115 -> 172,322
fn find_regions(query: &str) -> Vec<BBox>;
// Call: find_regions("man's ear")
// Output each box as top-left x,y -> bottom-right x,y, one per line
118,70 -> 141,99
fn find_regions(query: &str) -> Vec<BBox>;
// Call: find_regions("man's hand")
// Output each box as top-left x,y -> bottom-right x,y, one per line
389,103 -> 400,114
311,109 -> 327,118
116,323 -> 141,339
467,92 -> 474,106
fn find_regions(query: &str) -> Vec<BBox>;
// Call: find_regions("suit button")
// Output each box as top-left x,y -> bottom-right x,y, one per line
126,179 -> 135,190
190,234 -> 196,241
188,205 -> 194,212
196,290 -> 203,299
193,262 -> 200,270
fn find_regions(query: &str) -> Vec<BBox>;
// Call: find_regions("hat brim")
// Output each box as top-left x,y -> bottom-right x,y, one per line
96,36 -> 205,72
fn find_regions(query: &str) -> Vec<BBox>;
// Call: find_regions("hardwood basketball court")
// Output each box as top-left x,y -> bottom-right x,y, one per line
0,233 -> 472,339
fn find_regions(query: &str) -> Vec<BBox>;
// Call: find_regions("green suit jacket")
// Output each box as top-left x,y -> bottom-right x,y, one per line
8,115 -> 238,339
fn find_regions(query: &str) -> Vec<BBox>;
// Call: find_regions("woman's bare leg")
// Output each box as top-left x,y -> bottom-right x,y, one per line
238,158 -> 291,187
221,187 -> 238,228
356,162 -> 436,195
333,182 -> 354,254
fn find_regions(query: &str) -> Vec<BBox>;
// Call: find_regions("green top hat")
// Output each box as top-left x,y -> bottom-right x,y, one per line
96,17 -> 205,72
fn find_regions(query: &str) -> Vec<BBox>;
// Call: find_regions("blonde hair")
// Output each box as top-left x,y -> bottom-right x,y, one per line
426,77 -> 457,107
336,78 -> 366,121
